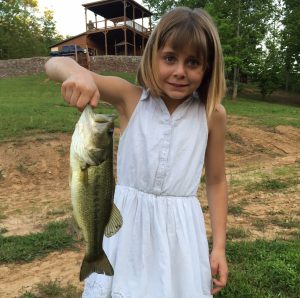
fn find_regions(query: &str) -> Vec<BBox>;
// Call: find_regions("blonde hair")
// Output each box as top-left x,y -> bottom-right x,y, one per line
137,7 -> 226,119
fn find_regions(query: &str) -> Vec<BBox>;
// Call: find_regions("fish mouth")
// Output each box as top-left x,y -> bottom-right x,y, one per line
93,114 -> 115,124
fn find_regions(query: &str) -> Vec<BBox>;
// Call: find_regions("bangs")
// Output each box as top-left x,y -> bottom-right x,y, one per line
158,20 -> 211,67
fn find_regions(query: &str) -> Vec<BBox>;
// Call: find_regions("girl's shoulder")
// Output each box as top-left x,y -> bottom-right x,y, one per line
207,103 -> 227,133
118,85 -> 144,134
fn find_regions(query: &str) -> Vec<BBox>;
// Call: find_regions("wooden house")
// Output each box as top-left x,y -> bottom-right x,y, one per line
50,0 -> 152,58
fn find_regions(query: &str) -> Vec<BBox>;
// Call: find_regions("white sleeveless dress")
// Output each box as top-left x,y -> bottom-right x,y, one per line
83,89 -> 212,298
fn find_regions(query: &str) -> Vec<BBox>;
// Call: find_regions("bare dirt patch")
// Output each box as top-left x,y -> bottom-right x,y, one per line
0,118 -> 299,297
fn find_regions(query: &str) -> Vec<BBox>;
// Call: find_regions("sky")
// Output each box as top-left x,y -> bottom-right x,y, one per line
38,0 -> 145,37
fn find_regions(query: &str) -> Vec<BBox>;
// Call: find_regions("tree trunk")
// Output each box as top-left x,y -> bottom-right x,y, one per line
285,70 -> 289,91
231,0 -> 241,100
232,66 -> 239,100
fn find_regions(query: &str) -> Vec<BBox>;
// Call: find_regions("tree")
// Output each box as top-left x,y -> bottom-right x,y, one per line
206,0 -> 274,99
143,0 -> 209,20
41,9 -> 63,49
143,0 -> 276,99
0,0 -> 61,59
257,40 -> 281,97
253,0 -> 284,97
281,0 -> 300,92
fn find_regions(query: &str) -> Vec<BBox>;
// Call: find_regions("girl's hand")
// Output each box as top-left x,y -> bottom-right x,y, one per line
210,248 -> 228,295
61,72 -> 100,111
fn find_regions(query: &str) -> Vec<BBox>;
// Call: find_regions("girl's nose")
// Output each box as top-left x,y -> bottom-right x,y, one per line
174,62 -> 186,78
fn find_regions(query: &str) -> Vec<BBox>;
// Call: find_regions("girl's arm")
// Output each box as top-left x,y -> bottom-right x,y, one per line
204,104 -> 228,295
45,57 -> 141,131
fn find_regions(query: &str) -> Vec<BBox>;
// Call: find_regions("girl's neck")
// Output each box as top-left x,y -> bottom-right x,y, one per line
161,94 -> 192,115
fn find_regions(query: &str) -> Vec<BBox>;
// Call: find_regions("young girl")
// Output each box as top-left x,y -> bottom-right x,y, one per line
45,7 -> 228,298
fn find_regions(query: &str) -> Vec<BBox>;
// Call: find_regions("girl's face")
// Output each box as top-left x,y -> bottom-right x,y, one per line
157,40 -> 205,106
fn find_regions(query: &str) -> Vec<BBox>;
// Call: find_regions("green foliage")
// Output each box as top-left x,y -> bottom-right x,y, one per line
0,0 -> 62,59
281,0 -> 300,92
143,0 -> 208,20
257,40 -> 282,97
41,9 -> 64,49
207,0 -> 275,97
143,0 -> 300,97
0,221 -> 76,263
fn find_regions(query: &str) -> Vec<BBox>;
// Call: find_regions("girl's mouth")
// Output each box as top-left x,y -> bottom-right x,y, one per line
168,82 -> 189,88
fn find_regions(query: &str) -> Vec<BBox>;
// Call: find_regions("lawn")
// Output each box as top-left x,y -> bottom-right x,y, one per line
0,72 -> 299,297
0,72 -> 299,140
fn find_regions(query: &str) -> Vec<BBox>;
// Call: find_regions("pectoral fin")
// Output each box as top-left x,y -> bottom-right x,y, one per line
104,203 -> 123,237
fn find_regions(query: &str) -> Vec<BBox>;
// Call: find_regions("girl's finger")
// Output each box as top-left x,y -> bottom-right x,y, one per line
211,278 -> 226,295
211,286 -> 222,295
90,90 -> 100,108
77,94 -> 89,111
62,84 -> 75,104
61,84 -> 68,103
69,88 -> 81,107
219,269 -> 228,286
210,260 -> 218,276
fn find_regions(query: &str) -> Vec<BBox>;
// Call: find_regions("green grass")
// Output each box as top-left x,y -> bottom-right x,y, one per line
271,217 -> 300,229
245,177 -> 296,192
16,240 -> 300,298
252,219 -> 267,231
98,70 -> 137,84
0,72 -> 299,140
0,209 -> 7,221
227,227 -> 249,240
226,131 -> 245,145
228,204 -> 245,216
0,73 -> 117,140
0,221 -> 76,263
19,279 -> 81,298
0,167 -> 4,180
223,96 -> 300,128
272,162 -> 300,177
1,72 -> 300,297
215,239 -> 300,297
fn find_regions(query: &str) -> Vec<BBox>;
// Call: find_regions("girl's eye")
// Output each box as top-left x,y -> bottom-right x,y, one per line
187,58 -> 200,67
163,56 -> 176,64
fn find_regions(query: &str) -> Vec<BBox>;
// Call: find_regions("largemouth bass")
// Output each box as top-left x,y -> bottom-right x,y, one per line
70,105 -> 122,281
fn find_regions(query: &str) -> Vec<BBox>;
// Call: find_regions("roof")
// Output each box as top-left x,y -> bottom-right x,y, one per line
82,0 -> 152,19
49,32 -> 87,48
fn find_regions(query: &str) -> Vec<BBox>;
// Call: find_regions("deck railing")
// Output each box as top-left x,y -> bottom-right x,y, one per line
87,17 -> 150,34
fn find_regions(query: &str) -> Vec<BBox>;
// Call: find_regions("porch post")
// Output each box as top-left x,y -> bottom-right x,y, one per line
133,5 -> 136,56
124,0 -> 127,55
105,32 -> 108,55
85,8 -> 88,31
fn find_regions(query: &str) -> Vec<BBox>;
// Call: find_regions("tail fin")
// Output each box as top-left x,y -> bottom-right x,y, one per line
79,252 -> 114,281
